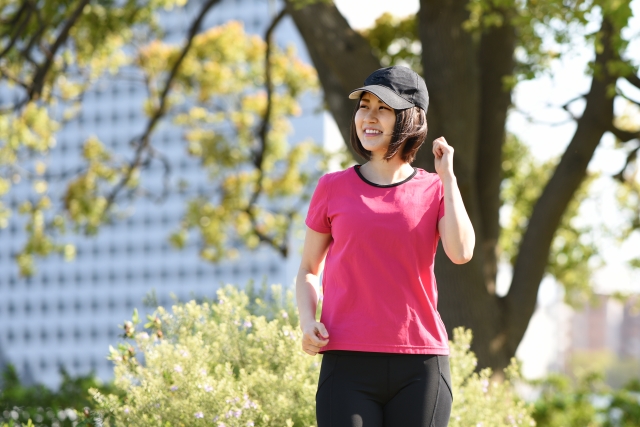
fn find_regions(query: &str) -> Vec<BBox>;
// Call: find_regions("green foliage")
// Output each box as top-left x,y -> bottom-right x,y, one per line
90,285 -> 316,427
532,370 -> 640,427
360,13 -> 421,73
0,1 -> 329,275
0,364 -> 118,427
499,134 -> 599,306
83,287 -> 534,426
448,328 -> 536,427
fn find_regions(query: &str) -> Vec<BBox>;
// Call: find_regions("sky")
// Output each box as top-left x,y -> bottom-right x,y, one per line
333,0 -> 640,379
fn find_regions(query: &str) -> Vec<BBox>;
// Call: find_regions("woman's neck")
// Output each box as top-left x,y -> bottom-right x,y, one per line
358,157 -> 414,186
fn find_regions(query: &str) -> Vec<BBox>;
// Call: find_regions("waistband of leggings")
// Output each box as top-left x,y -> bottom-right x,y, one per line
323,350 -> 446,359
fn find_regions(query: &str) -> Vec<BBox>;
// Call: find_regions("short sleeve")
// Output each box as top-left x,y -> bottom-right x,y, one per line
305,174 -> 332,234
437,178 -> 445,221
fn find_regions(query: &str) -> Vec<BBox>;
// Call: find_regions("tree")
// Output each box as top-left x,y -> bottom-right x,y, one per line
2,0 -> 639,373
0,0 -> 326,276
283,0 -> 640,371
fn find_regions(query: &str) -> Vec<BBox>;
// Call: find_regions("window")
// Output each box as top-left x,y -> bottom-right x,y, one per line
40,328 -> 48,342
40,358 -> 48,370
23,329 -> 31,343
8,302 -> 15,315
57,300 -> 66,314
91,299 -> 99,311
90,327 -> 99,341
74,300 -> 82,313
7,329 -> 14,343
24,301 -> 32,314
73,328 -> 82,341
57,328 -> 65,342
40,301 -> 48,314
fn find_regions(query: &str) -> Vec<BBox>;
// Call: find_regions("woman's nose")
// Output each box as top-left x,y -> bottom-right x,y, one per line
364,110 -> 378,122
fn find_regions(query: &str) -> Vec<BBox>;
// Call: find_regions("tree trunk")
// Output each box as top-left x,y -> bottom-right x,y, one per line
285,1 -> 380,162
504,20 -> 617,357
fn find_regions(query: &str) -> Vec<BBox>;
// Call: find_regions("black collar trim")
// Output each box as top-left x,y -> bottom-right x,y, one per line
354,165 -> 417,188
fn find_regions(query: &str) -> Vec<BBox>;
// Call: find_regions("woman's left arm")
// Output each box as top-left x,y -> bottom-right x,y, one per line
433,136 -> 475,264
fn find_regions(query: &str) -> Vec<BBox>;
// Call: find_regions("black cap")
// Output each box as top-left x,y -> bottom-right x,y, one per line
349,66 -> 429,112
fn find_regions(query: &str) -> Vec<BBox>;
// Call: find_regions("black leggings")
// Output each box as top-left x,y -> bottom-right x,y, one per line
316,351 -> 452,427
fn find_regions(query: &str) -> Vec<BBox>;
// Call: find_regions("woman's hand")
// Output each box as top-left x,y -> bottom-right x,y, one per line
301,321 -> 330,356
432,136 -> 454,178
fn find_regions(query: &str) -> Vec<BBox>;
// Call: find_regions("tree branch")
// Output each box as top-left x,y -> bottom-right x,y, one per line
613,145 -> 640,182
28,0 -> 90,101
505,18 -> 618,355
101,0 -> 221,216
625,73 -> 640,90
0,0 -> 34,61
609,123 -> 640,142
245,7 -> 288,256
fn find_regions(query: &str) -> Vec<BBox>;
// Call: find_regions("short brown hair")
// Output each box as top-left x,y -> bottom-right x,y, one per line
349,100 -> 428,163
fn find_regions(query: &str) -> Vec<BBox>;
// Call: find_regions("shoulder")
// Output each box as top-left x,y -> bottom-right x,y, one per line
318,167 -> 355,187
413,168 -> 442,189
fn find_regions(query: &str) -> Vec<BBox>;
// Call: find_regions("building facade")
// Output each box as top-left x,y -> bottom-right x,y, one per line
0,0 -> 327,388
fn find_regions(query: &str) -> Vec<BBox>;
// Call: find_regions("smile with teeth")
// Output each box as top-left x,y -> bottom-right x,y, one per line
364,129 -> 382,135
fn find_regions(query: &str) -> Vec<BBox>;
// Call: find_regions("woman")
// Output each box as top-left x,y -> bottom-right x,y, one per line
296,66 -> 475,427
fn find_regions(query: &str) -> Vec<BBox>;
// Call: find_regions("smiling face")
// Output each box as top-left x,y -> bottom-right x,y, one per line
354,92 -> 397,158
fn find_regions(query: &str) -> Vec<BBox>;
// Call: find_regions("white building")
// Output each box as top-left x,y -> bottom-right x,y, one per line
0,0 -> 328,388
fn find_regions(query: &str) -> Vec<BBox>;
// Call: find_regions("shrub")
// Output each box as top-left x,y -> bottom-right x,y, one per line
0,364 -> 118,427
86,284 -> 536,427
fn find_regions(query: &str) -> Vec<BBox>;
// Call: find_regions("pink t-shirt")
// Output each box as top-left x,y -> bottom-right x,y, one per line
305,165 -> 448,354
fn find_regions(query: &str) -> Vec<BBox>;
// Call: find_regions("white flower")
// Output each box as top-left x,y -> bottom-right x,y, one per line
204,385 -> 213,392
195,412 -> 204,419
243,320 -> 252,328
174,364 -> 183,373
281,311 -> 288,319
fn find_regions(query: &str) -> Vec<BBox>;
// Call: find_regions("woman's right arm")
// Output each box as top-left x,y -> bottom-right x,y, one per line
296,227 -> 332,356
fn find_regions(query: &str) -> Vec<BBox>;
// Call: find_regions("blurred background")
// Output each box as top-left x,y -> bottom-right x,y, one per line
0,0 -> 640,423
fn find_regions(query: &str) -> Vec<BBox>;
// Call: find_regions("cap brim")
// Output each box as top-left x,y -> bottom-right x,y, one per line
348,85 -> 414,110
